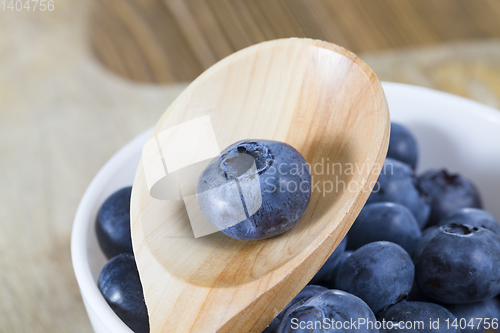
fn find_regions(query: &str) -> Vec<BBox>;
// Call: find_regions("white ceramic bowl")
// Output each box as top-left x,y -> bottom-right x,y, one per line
71,82 -> 500,333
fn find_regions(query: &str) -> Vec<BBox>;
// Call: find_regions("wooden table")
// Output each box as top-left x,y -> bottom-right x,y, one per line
1,0 -> 500,332
91,0 -> 500,83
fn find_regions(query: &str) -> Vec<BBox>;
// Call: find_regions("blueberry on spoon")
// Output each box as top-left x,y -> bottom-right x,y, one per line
197,139 -> 311,241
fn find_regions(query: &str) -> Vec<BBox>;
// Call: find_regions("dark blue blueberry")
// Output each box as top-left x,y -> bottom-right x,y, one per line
381,301 -> 459,333
309,236 -> 347,288
407,281 -> 434,303
281,285 -> 329,318
262,317 -> 280,333
276,289 -> 378,333
447,298 -> 500,333
98,254 -> 149,333
335,241 -> 414,314
347,202 -> 422,255
96,186 -> 133,259
331,251 -> 353,288
419,169 -> 482,227
387,122 -> 419,170
438,208 -> 500,234
420,226 -> 437,239
197,140 -> 311,240
367,158 -> 430,228
413,223 -> 500,304
264,285 -> 328,333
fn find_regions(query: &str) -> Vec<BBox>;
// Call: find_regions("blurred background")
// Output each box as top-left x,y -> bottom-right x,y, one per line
2,0 -> 500,331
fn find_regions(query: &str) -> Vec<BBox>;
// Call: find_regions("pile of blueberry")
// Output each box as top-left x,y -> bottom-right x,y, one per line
95,187 -> 149,333
265,123 -> 500,333
96,122 -> 500,333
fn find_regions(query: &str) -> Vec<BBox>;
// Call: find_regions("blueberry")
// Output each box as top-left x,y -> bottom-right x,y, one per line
331,251 -> 353,288
446,298 -> 500,333
387,122 -> 419,170
263,285 -> 328,333
197,140 -> 311,240
381,301 -> 459,333
276,289 -> 378,333
96,186 -> 133,259
420,225 -> 438,239
309,236 -> 347,288
419,169 -> 482,227
281,285 -> 329,318
98,254 -> 149,333
367,158 -> 430,228
407,281 -> 434,303
347,202 -> 422,255
438,208 -> 500,234
413,223 -> 500,304
262,318 -> 280,333
335,241 -> 414,314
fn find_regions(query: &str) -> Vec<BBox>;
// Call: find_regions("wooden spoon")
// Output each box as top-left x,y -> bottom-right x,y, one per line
130,38 -> 390,333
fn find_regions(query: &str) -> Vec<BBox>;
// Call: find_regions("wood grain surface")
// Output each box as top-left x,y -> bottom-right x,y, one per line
131,39 -> 389,332
90,0 -> 500,84
2,0 -> 500,332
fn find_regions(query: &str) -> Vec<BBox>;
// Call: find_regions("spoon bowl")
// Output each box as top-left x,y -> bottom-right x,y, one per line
131,38 -> 390,332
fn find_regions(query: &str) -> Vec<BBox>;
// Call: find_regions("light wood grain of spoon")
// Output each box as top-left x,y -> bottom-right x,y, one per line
131,38 -> 390,333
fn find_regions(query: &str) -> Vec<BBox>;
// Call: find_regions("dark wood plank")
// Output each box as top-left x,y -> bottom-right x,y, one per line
90,0 -> 500,83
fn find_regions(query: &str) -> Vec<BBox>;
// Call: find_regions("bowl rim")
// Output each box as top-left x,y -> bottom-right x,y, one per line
71,81 -> 500,331
382,81 -> 500,125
